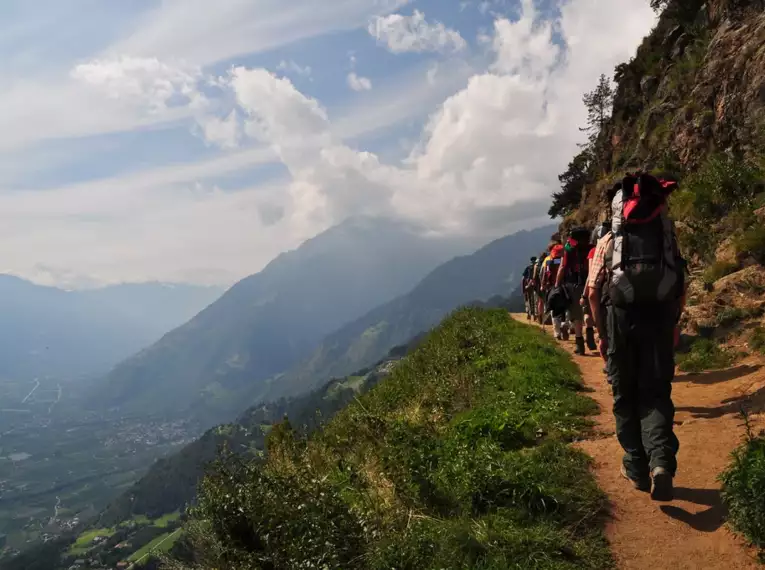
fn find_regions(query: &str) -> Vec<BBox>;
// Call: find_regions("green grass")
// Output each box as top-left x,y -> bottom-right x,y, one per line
721,431 -> 765,558
182,308 -> 611,569
67,527 -> 115,555
127,529 -> 180,562
677,338 -> 735,372
153,512 -> 180,528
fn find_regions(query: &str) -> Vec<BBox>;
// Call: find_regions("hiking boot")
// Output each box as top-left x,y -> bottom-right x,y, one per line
650,467 -> 674,502
620,465 -> 650,492
574,336 -> 586,355
586,327 -> 597,351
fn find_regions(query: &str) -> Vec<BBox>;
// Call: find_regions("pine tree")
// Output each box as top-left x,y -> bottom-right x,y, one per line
549,149 -> 594,219
580,74 -> 615,151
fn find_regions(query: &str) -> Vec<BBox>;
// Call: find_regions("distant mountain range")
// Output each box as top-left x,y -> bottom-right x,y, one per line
89,217 -> 478,425
0,276 -> 222,381
92,222 -> 554,536
267,224 -> 556,400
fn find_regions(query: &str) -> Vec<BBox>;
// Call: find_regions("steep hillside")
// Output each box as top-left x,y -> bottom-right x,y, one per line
559,0 -> 765,341
269,224 -> 556,400
97,338 -> 419,529
90,217 -> 472,425
13,340 -> 420,570
167,309 -> 609,569
0,276 -> 221,381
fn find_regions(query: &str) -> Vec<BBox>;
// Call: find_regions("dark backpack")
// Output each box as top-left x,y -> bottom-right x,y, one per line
607,172 -> 683,306
534,253 -> 547,284
564,244 -> 590,287
569,226 -> 590,244
564,227 -> 591,287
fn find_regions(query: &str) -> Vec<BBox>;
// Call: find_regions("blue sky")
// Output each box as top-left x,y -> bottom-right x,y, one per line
0,0 -> 655,288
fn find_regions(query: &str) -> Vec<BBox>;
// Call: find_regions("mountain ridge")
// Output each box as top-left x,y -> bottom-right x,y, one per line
267,223 -> 557,400
89,216 -> 477,425
0,277 -> 222,381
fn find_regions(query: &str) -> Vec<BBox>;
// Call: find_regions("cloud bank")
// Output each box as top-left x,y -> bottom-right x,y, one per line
0,0 -> 655,287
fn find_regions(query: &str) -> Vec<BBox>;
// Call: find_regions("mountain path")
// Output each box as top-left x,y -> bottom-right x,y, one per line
511,314 -> 765,569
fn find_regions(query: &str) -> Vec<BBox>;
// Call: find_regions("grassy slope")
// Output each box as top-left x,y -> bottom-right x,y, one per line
67,528 -> 114,556
128,529 -> 181,563
183,308 -> 611,569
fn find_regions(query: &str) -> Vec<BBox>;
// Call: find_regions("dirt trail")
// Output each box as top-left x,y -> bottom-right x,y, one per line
511,314 -> 765,569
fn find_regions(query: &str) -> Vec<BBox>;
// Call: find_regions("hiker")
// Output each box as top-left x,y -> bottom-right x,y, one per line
587,172 -> 687,501
533,250 -> 548,323
556,227 -> 594,355
522,257 -> 538,320
585,215 -> 614,377
542,243 -> 566,338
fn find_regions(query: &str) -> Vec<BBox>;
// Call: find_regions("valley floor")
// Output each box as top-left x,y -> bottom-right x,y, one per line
513,314 -> 765,569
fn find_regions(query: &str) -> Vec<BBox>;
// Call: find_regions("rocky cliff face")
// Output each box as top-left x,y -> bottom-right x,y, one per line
565,0 -> 765,341
570,0 -> 765,219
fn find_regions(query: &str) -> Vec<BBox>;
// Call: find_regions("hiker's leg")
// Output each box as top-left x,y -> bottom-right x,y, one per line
583,299 -> 597,350
552,315 -> 562,336
609,305 -> 649,480
537,293 -> 545,322
568,285 -> 585,352
637,308 -> 680,476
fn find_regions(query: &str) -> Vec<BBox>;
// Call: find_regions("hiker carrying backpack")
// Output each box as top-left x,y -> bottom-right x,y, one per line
563,227 -> 592,287
556,227 -> 592,353
587,171 -> 686,501
522,257 -> 537,320
607,172 -> 684,306
543,244 -> 566,336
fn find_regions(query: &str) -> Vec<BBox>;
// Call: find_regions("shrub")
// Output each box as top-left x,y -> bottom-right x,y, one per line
677,338 -> 734,372
750,327 -> 765,354
721,428 -> 765,554
715,307 -> 746,328
681,156 -> 764,220
734,225 -> 765,264
673,155 -> 765,262
703,261 -> 739,286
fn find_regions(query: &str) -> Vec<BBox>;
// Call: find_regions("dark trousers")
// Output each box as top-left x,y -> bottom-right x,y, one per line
607,303 -> 679,479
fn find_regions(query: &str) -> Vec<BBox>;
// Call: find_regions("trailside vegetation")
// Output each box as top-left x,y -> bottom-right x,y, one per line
166,308 -> 611,570
721,418 -> 765,559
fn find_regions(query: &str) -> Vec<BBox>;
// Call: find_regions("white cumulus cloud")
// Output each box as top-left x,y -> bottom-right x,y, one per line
369,10 -> 467,54
347,72 -> 373,91
0,0 -> 658,286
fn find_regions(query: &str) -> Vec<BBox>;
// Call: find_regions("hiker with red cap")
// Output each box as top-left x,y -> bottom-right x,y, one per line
587,172 -> 687,501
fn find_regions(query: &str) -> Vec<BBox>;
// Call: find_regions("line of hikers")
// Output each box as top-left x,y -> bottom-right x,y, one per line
521,171 -> 689,502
